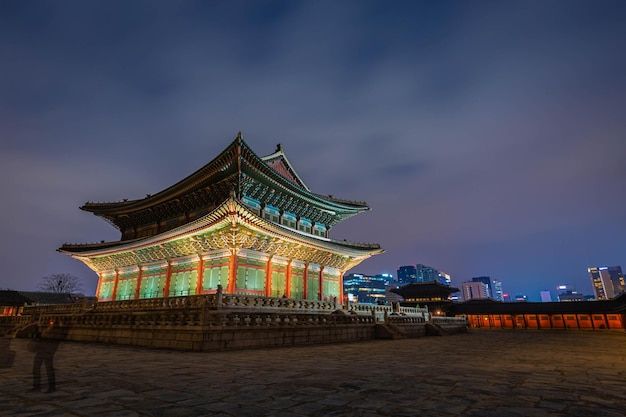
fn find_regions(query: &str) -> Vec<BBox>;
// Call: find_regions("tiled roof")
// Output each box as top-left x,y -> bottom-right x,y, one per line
0,290 -> 30,306
449,293 -> 626,315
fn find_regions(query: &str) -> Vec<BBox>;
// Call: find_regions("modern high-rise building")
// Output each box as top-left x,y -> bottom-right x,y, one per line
589,266 -> 625,300
397,265 -> 417,286
416,264 -> 438,283
472,277 -> 493,298
491,279 -> 504,301
461,281 -> 489,301
343,273 -> 387,304
438,271 -> 452,286
556,285 -> 585,302
558,291 -> 585,302
540,290 -> 552,302
397,264 -> 451,286
377,273 -> 394,286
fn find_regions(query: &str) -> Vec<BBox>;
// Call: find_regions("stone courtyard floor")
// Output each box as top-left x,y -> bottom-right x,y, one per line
1,330 -> 625,417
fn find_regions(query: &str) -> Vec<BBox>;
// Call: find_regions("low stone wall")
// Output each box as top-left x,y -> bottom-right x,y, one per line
432,316 -> 468,334
0,315 -> 30,336
34,310 -> 377,351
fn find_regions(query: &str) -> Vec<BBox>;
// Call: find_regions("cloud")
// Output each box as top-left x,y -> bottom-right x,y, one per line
1,1 -> 625,298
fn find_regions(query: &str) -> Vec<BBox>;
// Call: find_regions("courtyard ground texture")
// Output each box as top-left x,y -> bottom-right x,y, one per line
1,330 -> 625,417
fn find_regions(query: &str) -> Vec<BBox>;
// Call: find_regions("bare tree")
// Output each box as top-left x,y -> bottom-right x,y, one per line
38,273 -> 83,294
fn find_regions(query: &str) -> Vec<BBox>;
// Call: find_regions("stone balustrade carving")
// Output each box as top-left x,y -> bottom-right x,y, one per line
221,294 -> 337,312
92,295 -> 211,311
348,303 -> 428,317
35,309 -> 374,330
19,294 -> 340,318
432,316 -> 468,324
0,315 -> 31,326
385,315 -> 426,324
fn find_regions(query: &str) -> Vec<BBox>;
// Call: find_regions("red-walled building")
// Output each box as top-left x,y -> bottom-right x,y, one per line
448,294 -> 626,330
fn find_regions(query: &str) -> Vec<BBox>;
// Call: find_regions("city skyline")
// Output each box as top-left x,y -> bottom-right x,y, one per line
1,2 -> 626,301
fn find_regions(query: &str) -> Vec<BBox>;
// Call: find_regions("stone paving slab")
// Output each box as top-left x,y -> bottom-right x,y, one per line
1,330 -> 624,416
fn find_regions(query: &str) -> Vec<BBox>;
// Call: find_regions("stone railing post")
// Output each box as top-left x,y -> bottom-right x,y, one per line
216,284 -> 223,309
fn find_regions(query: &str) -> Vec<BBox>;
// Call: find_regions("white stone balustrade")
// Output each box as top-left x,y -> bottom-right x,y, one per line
19,294 -> 341,317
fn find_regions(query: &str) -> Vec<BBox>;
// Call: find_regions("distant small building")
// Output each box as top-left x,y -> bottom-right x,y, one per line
0,290 -> 95,316
0,291 -> 30,316
391,282 -> 460,314
449,294 -> 626,330
540,291 -> 552,302
558,291 -> 585,302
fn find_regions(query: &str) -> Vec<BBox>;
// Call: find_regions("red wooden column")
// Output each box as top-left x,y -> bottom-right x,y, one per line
228,250 -> 237,294
111,270 -> 120,301
195,257 -> 204,295
285,260 -> 292,298
318,266 -> 324,301
303,262 -> 309,300
265,256 -> 273,297
163,262 -> 172,298
338,270 -> 344,305
95,273 -> 104,299
134,267 -> 143,300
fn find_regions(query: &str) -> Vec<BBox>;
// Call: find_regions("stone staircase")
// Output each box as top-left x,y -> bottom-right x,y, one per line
375,323 -> 406,339
425,322 -> 446,336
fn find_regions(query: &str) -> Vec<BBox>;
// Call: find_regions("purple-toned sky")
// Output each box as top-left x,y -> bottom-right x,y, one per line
1,1 -> 625,301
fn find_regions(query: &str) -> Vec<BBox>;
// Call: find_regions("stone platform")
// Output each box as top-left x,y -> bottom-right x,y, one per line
1,330 -> 624,416
4,295 -> 451,350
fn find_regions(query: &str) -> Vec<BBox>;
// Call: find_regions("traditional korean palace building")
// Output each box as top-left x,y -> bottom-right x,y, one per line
448,294 -> 626,330
391,282 -> 460,315
59,134 -> 383,303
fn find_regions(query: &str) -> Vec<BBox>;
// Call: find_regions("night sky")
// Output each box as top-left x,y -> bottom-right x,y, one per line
1,1 -> 625,301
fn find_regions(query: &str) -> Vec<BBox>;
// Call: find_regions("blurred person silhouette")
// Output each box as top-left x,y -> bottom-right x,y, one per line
0,337 -> 16,369
28,324 -> 62,393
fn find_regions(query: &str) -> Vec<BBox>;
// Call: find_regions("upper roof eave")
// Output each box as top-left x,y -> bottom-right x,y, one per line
241,142 -> 370,213
310,193 -> 369,209
80,135 -> 370,216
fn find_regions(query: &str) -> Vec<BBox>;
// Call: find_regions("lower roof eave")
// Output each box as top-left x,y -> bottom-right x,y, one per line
58,197 -> 382,259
